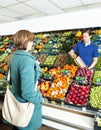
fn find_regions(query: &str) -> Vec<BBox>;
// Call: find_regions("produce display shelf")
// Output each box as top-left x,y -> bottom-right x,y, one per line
42,100 -> 94,130
43,95 -> 95,112
1,27 -> 101,130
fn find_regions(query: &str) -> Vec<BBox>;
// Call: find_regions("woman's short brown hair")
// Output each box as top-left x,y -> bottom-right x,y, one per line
13,30 -> 34,50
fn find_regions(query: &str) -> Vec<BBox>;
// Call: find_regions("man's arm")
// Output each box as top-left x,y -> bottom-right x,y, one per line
88,57 -> 98,69
68,49 -> 77,58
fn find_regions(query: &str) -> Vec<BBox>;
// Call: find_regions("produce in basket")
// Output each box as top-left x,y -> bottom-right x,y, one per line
75,67 -> 93,84
89,86 -> 101,109
45,75 -> 71,99
66,83 -> 90,105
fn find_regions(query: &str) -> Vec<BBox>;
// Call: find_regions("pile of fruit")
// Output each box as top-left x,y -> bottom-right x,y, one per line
38,80 -> 52,96
45,75 -> 71,99
93,70 -> 101,84
95,56 -> 101,69
41,64 -> 78,80
37,54 -> 48,65
39,64 -> 78,99
75,67 -> 93,84
66,83 -> 90,105
43,67 -> 61,79
41,48 -> 51,53
0,52 -> 9,63
34,43 -> 45,53
44,55 -> 57,66
53,43 -> 62,49
54,53 -> 68,67
89,86 -> 101,109
44,43 -> 54,48
63,64 -> 78,77
51,49 -> 60,54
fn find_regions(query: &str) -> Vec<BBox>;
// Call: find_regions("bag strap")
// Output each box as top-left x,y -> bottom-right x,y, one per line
7,68 -> 10,83
6,68 -> 10,89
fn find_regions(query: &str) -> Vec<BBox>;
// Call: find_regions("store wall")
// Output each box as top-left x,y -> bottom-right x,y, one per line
0,8 -> 101,35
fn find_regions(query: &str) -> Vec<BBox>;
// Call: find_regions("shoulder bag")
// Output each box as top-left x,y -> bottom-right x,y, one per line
2,68 -> 35,127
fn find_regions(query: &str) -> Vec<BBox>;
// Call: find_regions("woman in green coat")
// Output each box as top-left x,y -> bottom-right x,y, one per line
9,30 -> 42,130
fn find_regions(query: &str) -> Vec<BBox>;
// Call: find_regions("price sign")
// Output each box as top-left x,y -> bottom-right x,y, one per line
76,76 -> 86,84
61,70 -> 70,76
96,78 -> 101,85
44,73 -> 52,80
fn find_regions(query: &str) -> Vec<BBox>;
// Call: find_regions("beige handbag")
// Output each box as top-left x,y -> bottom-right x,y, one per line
2,68 -> 35,127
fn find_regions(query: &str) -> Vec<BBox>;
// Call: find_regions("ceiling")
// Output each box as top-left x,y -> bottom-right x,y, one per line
0,0 -> 101,24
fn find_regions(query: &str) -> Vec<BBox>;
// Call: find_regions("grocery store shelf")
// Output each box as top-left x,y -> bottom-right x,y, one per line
42,102 -> 94,130
43,101 -> 94,117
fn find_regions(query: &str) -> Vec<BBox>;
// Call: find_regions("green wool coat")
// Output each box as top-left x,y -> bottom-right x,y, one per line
9,50 -> 42,130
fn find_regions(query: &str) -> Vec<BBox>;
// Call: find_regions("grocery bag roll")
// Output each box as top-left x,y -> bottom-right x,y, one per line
74,56 -> 86,68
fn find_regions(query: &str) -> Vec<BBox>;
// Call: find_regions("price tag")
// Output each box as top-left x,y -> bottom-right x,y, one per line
61,70 -> 70,76
76,76 -> 86,84
44,73 -> 52,79
96,78 -> 101,85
